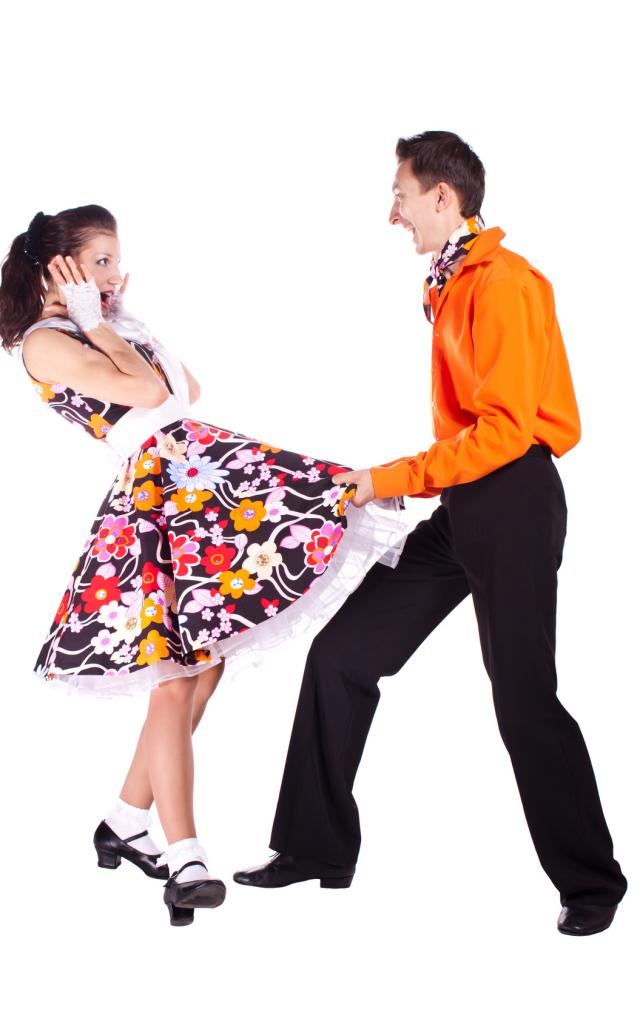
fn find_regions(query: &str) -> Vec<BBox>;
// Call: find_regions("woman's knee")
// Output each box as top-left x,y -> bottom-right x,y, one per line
150,676 -> 199,707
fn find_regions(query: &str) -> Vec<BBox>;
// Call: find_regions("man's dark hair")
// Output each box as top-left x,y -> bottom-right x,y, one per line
396,131 -> 485,217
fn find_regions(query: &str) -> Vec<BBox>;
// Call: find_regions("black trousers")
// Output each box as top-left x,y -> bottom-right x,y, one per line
269,445 -> 627,907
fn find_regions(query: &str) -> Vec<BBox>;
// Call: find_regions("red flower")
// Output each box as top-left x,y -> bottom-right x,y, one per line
200,544 -> 236,576
83,573 -> 122,613
168,532 -> 200,578
54,591 -> 71,625
141,561 -> 160,593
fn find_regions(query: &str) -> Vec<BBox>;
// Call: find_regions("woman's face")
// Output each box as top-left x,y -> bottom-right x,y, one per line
74,231 -> 123,313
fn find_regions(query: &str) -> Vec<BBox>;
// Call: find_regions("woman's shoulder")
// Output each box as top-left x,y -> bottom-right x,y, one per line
20,318 -> 91,384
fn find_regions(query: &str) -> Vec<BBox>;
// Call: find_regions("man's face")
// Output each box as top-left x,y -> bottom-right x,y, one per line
389,160 -> 444,256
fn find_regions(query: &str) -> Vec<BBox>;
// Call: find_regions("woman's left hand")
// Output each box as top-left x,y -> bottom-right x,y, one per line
47,254 -> 103,331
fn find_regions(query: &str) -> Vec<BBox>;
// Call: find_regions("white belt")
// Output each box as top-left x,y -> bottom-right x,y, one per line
104,393 -> 191,460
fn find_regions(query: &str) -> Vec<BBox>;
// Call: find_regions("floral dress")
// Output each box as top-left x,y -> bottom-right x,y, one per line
16,315 -> 408,696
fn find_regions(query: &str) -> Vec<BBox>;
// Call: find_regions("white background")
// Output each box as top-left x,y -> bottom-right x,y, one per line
1,1 -> 637,1021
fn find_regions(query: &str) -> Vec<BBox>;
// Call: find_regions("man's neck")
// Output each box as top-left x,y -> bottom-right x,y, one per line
433,217 -> 466,256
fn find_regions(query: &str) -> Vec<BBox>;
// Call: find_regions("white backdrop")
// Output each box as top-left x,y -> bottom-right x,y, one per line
1,1 -> 637,1021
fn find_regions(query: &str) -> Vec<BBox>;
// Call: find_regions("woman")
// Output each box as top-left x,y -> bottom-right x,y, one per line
0,205 -> 409,926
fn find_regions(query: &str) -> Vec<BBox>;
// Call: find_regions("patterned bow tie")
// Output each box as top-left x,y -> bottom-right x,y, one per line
423,213 -> 485,323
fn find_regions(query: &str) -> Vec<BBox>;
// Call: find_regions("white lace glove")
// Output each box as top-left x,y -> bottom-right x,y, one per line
59,278 -> 104,332
105,285 -> 126,321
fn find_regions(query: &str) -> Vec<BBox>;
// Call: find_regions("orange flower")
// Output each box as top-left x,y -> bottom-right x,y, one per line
133,482 -> 164,511
134,451 -> 161,479
218,568 -> 256,598
173,487 -> 213,512
141,596 -> 164,628
89,413 -> 112,439
259,443 -> 281,454
230,499 -> 267,533
337,486 -> 356,517
136,629 -> 170,666
30,378 -> 55,402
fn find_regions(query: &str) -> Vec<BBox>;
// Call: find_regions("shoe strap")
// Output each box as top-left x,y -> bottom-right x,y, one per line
123,829 -> 149,844
174,859 -> 207,878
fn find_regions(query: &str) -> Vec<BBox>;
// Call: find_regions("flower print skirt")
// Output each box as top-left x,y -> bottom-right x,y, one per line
35,419 -> 410,696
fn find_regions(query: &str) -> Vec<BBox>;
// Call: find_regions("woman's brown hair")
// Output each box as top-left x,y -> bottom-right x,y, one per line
0,204 -> 117,351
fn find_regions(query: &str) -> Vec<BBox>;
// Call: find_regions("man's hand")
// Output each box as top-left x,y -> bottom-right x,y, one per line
332,468 -> 375,508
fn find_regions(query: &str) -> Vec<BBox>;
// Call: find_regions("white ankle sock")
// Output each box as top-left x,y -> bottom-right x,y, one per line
104,798 -> 162,857
163,837 -> 211,882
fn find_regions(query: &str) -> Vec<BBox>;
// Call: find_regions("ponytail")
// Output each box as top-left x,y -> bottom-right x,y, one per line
0,224 -> 48,350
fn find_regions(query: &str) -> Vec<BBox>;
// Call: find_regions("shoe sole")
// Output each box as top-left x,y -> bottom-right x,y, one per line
166,880 -> 227,909
233,875 -> 354,889
557,921 -> 614,936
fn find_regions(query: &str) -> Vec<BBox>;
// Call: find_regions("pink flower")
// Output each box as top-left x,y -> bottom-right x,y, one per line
304,522 -> 344,575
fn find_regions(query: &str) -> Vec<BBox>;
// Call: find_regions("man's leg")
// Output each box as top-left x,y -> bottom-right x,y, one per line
448,449 -> 627,908
268,504 -> 471,866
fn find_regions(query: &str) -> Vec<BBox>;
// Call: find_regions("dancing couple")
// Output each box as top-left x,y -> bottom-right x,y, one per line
0,130 -> 626,934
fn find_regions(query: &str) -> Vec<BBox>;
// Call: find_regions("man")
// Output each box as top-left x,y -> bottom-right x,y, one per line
234,131 -> 627,936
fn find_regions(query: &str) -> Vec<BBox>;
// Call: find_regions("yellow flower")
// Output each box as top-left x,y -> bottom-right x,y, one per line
136,629 -> 170,666
113,460 -> 136,497
230,499 -> 267,533
133,482 -> 164,511
156,431 -> 188,462
173,487 -> 213,512
141,597 -> 164,628
218,569 -> 256,598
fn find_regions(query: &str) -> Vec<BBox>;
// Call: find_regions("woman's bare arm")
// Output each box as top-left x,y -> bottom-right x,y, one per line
180,360 -> 201,404
22,327 -> 170,408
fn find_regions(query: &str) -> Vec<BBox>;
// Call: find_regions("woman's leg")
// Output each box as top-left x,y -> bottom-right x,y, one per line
119,661 -> 225,823
143,675 -> 198,843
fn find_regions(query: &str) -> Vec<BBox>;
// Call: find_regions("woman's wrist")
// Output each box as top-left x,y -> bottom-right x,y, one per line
84,321 -> 123,346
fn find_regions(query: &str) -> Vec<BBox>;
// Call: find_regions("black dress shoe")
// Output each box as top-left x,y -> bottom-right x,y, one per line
233,852 -> 355,889
557,903 -> 618,936
93,820 -> 169,880
163,861 -> 226,926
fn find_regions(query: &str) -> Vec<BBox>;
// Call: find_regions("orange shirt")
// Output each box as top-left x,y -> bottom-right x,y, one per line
370,226 -> 581,500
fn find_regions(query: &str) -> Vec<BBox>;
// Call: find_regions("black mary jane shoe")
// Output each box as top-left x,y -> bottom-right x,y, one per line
233,851 -> 355,889
557,903 -> 618,936
163,860 -> 226,926
93,820 -> 169,880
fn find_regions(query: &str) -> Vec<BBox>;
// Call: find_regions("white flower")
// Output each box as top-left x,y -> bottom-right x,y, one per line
90,629 -> 118,656
265,500 -> 285,523
322,485 -> 342,507
242,540 -> 283,580
98,600 -> 121,629
110,606 -> 143,645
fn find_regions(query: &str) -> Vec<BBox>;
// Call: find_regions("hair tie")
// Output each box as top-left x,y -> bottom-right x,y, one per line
23,211 -> 49,267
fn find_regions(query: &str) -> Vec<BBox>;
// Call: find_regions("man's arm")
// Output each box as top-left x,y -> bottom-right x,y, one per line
368,272 -> 550,500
